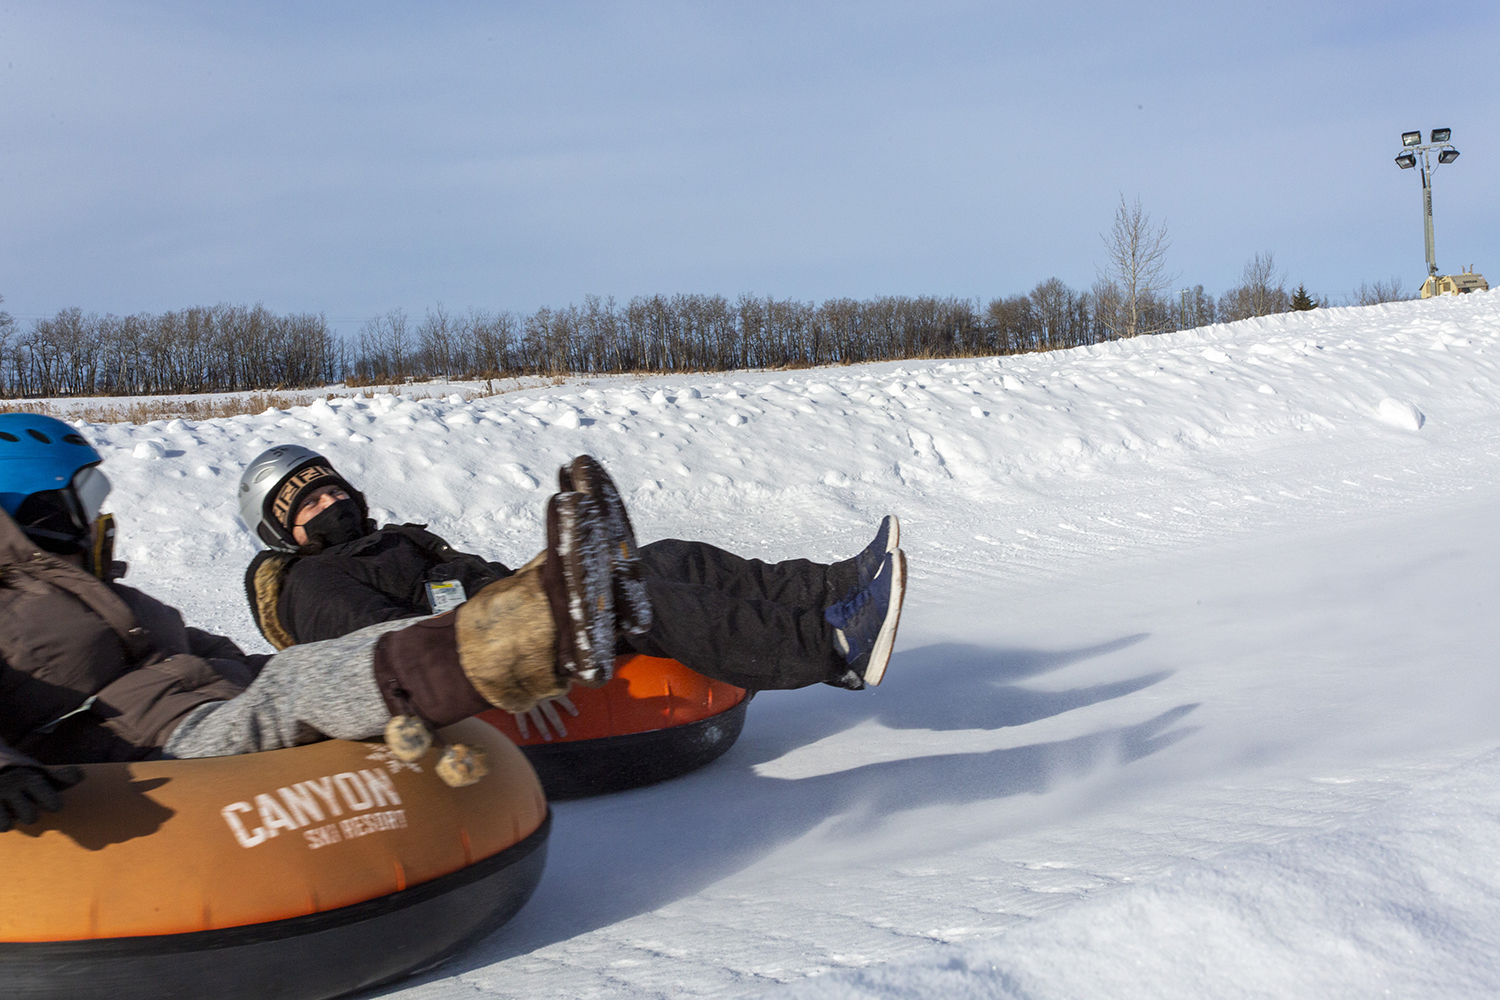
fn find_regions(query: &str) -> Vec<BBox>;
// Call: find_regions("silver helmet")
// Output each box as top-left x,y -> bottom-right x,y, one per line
239,444 -> 366,550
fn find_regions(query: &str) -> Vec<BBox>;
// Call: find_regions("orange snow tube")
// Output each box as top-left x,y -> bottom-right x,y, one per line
0,717 -> 548,1000
482,654 -> 752,799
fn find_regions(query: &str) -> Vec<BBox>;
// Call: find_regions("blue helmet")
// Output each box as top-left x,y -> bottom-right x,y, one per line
0,412 -> 110,553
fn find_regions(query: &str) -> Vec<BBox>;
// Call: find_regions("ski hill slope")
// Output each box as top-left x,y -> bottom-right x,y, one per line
67,289 -> 1500,998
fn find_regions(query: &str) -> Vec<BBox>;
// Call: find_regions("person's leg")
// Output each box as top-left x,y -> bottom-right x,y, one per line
622,574 -> 845,690
162,618 -> 416,758
623,523 -> 903,690
638,538 -> 860,611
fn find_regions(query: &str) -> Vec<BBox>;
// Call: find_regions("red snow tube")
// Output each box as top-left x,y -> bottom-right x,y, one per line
482,655 -> 751,799
0,718 -> 547,1000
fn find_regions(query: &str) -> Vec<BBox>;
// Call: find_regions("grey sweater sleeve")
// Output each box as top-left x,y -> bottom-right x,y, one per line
161,617 -> 424,758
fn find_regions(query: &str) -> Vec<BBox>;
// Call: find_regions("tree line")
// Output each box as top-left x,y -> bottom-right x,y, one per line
0,299 -> 343,398
0,233 -> 1415,399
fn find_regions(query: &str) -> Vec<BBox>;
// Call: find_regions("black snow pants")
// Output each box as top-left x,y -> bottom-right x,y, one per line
622,539 -> 858,691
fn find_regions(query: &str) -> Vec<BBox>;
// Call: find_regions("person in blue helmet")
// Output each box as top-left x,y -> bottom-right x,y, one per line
0,413 -> 632,832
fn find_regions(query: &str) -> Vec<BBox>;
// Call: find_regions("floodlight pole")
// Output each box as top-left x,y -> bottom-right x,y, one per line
1394,131 -> 1460,278
1419,152 -> 1437,277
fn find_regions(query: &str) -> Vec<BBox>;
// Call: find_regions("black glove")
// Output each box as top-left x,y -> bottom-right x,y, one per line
0,765 -> 84,832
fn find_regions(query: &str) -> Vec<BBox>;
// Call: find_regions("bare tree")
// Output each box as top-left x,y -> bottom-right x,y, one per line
0,295 -> 14,396
1244,251 -> 1287,316
357,308 -> 414,383
984,295 -> 1034,354
1219,252 -> 1290,321
1098,195 -> 1173,338
1031,278 -> 1078,350
1089,278 -> 1122,340
417,304 -> 457,378
1351,278 -> 1410,306
9,269 -> 1271,399
1173,285 -> 1217,330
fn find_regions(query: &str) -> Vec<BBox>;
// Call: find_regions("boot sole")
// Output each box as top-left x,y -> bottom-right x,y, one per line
882,514 -> 901,556
568,455 -> 653,635
857,514 -> 902,590
553,493 -> 618,685
861,549 -> 906,687
542,494 -> 579,677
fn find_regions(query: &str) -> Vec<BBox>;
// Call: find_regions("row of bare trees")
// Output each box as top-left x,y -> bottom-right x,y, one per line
352,294 -> 1000,381
0,273 -> 1406,399
0,303 -> 344,398
354,271 -> 1305,384
1,290 -> 1127,395
0,201 -> 1420,397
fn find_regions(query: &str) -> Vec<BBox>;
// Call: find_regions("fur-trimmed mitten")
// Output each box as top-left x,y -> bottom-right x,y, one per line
453,556 -> 569,712
455,489 -> 619,707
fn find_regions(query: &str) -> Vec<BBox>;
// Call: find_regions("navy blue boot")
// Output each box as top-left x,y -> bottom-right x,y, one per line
825,549 -> 907,688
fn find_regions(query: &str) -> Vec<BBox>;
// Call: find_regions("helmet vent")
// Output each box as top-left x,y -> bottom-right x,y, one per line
63,434 -> 89,446
0,432 -> 17,442
27,430 -> 52,444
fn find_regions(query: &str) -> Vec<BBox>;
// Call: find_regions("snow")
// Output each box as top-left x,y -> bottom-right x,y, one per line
57,290 -> 1500,997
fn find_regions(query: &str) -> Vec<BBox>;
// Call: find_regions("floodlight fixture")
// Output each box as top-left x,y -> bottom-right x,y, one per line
1438,148 -> 1460,164
1395,152 -> 1417,169
1402,130 -> 1422,147
1431,128 -> 1451,143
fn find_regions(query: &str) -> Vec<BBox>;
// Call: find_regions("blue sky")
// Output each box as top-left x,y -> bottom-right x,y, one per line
2,2 -> 1496,332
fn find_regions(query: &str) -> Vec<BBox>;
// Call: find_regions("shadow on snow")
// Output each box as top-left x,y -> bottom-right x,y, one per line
376,632 -> 1196,991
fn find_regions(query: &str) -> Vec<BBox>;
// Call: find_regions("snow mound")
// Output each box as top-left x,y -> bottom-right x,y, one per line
1377,397 -> 1425,431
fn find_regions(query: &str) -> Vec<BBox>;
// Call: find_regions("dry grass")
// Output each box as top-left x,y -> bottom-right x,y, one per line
0,386 -> 491,425
0,369 -> 743,426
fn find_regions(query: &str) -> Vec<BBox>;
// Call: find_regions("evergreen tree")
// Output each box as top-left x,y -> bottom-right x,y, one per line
1291,284 -> 1316,311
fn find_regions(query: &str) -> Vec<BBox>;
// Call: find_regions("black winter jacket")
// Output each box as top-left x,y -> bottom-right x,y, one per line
245,524 -> 511,648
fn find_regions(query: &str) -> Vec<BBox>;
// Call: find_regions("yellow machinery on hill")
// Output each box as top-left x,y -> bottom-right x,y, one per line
1420,267 -> 1489,298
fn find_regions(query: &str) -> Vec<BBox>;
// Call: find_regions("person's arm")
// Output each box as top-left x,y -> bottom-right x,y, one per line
184,627 -> 273,682
281,561 -> 422,645
0,739 -> 81,832
428,556 -> 509,599
185,627 -> 249,661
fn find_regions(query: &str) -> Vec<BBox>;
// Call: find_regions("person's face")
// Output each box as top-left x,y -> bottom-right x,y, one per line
292,488 -> 351,546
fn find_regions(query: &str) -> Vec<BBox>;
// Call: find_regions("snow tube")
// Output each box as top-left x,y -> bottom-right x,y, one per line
482,655 -> 751,799
0,717 -> 548,1000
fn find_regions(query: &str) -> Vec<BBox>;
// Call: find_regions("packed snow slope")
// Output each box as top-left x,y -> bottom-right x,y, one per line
72,290 -> 1500,998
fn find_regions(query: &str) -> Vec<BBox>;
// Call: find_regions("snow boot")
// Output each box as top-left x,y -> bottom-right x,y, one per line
560,454 -> 653,637
825,549 -> 907,688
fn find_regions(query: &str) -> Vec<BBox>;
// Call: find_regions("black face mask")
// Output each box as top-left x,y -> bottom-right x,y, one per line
299,499 -> 367,550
